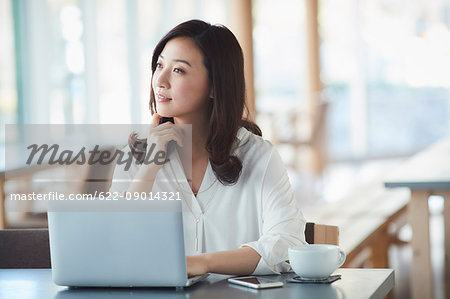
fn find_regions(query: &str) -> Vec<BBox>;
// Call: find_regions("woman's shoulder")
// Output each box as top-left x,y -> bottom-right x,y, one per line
234,127 -> 276,162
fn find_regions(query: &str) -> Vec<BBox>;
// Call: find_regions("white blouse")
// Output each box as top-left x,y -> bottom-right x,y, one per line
109,127 -> 306,275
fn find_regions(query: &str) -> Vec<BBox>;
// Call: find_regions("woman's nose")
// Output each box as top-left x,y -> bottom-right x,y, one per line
155,69 -> 170,89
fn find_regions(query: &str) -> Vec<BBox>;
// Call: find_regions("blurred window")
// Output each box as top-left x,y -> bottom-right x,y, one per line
5,0 -> 228,127
253,0 -> 308,114
252,0 -> 309,168
0,0 -> 17,143
321,0 -> 450,160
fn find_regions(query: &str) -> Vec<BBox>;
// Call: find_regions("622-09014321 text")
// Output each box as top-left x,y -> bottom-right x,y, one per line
124,191 -> 181,201
8,191 -> 181,201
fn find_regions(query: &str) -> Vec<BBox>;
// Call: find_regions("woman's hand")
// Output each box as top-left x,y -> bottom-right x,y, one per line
126,113 -> 183,193
186,247 -> 260,277
188,247 -> 260,276
186,254 -> 209,278
148,113 -> 184,152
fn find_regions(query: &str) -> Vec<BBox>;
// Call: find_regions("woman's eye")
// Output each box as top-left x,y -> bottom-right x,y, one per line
156,62 -> 163,68
174,68 -> 184,74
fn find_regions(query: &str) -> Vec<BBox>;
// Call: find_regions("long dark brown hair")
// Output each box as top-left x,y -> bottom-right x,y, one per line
130,19 -> 261,185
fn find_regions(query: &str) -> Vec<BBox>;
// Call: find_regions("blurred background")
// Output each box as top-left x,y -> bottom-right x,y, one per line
1,0 -> 450,298
1,0 -> 449,201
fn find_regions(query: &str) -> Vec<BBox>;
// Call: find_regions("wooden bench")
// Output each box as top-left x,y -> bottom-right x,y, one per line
304,182 -> 410,268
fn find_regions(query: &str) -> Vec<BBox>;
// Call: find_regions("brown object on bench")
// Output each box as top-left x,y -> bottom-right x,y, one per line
305,222 -> 339,245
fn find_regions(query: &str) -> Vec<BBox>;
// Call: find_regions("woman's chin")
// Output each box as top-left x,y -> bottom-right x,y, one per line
158,113 -> 174,118
155,107 -> 174,118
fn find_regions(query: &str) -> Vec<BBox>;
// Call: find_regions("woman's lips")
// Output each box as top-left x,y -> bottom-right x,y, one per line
157,94 -> 172,103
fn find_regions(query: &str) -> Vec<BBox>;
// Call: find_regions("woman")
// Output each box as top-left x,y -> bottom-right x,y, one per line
110,19 -> 306,277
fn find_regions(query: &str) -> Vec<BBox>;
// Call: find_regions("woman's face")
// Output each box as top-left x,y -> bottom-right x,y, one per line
152,37 -> 212,119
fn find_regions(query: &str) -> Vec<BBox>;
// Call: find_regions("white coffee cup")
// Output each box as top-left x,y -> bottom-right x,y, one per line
288,244 -> 346,279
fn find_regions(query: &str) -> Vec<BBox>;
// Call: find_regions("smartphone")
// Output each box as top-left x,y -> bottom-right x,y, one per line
227,276 -> 284,289
159,117 -> 174,125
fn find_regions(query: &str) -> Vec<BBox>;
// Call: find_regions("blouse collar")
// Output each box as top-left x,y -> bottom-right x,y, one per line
236,126 -> 247,141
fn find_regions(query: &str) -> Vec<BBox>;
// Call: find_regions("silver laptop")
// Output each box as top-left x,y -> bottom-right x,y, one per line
47,199 -> 208,287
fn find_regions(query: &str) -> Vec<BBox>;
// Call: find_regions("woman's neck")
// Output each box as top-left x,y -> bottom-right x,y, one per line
174,114 -> 210,160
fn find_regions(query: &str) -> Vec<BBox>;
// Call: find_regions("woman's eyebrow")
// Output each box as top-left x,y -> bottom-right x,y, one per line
159,55 -> 192,67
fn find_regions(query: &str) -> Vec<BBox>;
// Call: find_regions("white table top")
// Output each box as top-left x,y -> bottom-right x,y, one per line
0,268 -> 394,299
384,138 -> 450,190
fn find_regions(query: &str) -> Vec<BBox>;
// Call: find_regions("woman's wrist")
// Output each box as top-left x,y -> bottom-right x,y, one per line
127,162 -> 163,193
134,161 -> 163,180
202,252 -> 212,273
186,254 -> 210,277
198,247 -> 260,275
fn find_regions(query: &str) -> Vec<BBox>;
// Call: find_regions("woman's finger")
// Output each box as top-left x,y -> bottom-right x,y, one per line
151,113 -> 161,127
155,123 -> 185,140
152,120 -> 174,132
148,124 -> 184,146
157,132 -> 184,147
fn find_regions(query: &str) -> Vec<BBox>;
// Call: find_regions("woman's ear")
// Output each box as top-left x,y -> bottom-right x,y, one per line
209,87 -> 214,100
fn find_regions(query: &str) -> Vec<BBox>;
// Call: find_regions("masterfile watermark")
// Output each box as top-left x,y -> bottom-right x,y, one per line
26,143 -> 168,171
5,124 -> 193,212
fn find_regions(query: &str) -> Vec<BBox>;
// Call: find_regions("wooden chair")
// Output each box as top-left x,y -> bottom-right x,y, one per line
0,229 -> 51,268
305,222 -> 339,245
270,100 -> 330,174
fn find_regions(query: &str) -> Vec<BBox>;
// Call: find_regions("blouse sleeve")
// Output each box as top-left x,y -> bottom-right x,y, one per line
240,146 -> 307,275
108,146 -> 135,196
